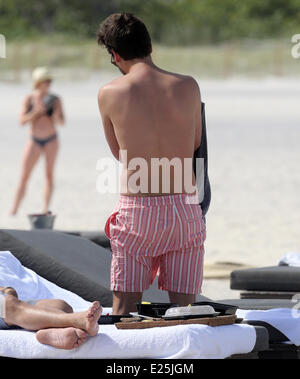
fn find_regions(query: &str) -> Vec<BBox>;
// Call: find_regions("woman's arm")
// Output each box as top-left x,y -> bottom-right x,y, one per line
19,95 -> 45,125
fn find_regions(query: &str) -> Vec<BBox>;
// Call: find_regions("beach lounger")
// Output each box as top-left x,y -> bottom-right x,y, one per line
230,266 -> 300,299
230,327 -> 300,359
1,230 -> 299,359
239,318 -> 300,358
216,297 -> 300,359
0,251 -> 265,359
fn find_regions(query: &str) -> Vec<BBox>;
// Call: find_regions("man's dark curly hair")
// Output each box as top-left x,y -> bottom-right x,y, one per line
97,13 -> 152,61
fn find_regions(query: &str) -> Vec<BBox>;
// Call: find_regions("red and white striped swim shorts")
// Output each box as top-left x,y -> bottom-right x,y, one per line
105,193 -> 206,294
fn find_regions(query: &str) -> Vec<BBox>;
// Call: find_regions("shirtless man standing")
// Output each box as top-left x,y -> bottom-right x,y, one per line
97,13 -> 206,315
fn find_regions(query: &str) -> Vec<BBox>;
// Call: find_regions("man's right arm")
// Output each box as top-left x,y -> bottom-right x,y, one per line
98,87 -> 120,161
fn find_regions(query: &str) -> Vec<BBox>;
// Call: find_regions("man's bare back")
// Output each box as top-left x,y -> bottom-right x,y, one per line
98,61 -> 202,196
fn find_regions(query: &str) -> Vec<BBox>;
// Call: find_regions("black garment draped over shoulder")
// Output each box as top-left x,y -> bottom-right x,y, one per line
193,102 -> 211,217
27,94 -> 58,117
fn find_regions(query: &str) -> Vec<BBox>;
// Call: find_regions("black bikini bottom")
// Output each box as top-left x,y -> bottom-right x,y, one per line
31,134 -> 57,147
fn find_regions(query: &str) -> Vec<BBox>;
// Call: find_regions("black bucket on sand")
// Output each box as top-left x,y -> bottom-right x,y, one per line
28,212 -> 56,230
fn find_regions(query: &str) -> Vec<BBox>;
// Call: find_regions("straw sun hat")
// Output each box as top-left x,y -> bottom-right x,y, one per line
32,67 -> 53,88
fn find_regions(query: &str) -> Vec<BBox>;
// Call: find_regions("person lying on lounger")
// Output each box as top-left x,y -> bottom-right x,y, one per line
0,286 -> 102,350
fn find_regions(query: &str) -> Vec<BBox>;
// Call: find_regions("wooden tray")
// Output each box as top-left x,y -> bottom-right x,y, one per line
115,314 -> 237,329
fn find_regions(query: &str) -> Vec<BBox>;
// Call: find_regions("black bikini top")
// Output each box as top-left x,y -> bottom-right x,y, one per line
27,94 -> 58,117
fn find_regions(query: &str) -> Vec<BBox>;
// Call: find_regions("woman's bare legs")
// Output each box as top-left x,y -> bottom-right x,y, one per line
43,138 -> 59,213
0,288 -> 86,349
2,294 -> 102,349
34,299 -> 74,314
3,295 -> 101,335
10,139 -> 41,215
33,299 -> 87,349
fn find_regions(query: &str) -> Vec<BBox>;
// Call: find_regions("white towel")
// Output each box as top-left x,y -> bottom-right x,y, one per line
237,308 -> 300,346
0,251 -> 256,359
0,323 -> 256,359
278,252 -> 300,267
0,250 -> 91,311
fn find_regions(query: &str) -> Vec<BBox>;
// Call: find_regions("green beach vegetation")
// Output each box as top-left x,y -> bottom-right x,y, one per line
1,0 -> 299,43
0,0 -> 299,78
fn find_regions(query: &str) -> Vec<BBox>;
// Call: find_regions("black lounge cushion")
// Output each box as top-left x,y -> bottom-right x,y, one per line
230,266 -> 300,292
79,231 -> 111,248
251,326 -> 270,351
217,298 -> 294,310
242,321 -> 288,343
59,231 -> 111,249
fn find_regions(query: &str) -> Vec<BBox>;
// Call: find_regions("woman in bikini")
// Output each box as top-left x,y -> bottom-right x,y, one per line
10,67 -> 65,216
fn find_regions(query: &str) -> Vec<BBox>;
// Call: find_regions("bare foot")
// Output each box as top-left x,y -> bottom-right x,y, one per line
85,301 -> 102,336
36,327 -> 87,350
74,301 -> 102,336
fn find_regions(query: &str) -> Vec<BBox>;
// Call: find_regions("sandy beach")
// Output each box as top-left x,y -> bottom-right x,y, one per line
1,73 -> 300,289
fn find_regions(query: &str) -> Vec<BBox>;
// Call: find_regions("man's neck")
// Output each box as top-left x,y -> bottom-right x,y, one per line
126,56 -> 157,74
